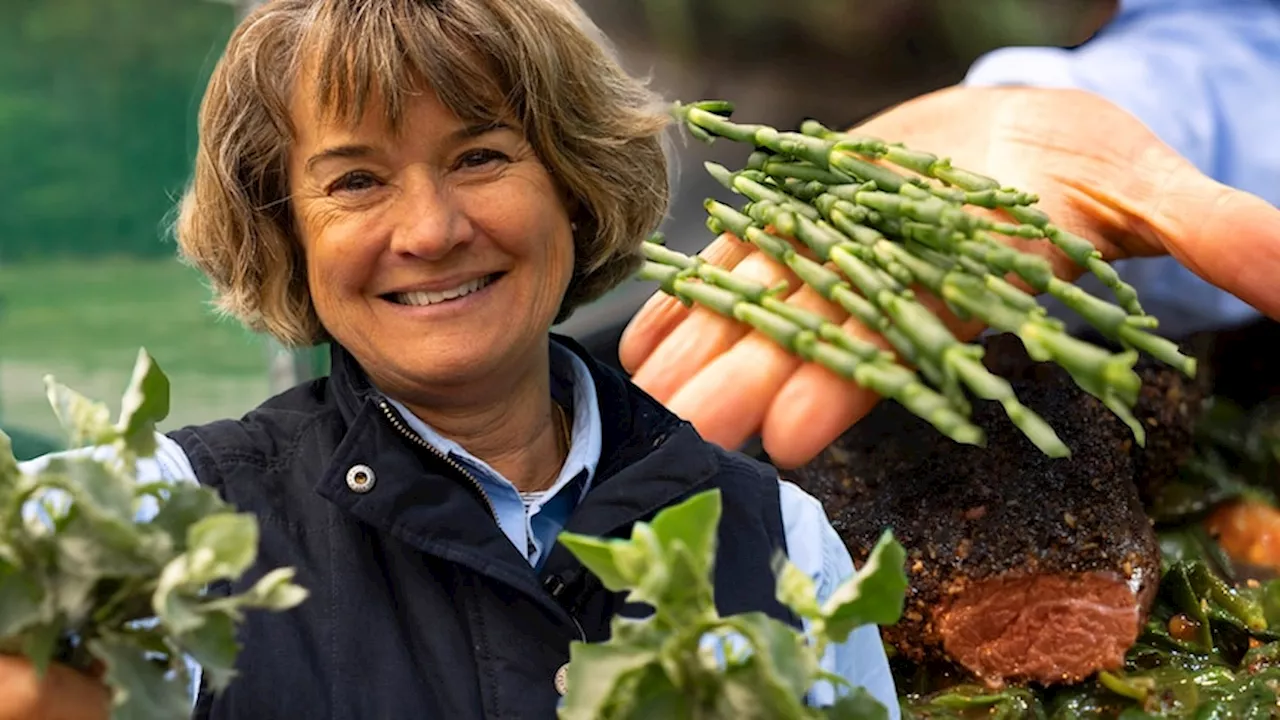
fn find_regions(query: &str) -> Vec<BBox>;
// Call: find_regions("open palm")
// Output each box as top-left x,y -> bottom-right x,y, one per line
619,85 -> 1280,468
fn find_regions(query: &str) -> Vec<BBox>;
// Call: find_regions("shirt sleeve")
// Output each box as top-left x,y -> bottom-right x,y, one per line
17,432 -> 197,521
962,0 -> 1280,335
778,480 -> 901,719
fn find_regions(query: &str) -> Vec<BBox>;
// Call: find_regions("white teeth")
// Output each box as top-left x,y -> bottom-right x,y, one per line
394,275 -> 492,307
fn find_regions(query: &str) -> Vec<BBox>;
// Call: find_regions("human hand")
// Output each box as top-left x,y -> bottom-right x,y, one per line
0,654 -> 109,720
620,85 -> 1280,468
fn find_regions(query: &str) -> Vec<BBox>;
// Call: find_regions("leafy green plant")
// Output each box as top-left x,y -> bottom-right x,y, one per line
895,391 -> 1280,719
556,489 -> 908,719
0,349 -> 307,719
898,557 -> 1280,719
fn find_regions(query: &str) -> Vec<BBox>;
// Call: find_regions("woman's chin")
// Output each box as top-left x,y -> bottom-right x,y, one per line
358,335 -> 538,399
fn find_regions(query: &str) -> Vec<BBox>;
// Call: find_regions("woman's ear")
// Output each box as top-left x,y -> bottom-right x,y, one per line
563,193 -> 583,229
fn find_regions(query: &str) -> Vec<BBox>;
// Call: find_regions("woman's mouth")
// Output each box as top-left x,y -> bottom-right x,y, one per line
384,273 -> 502,307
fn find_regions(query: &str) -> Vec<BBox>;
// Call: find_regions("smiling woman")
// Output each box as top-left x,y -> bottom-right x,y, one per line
284,81 -> 581,484
1,0 -> 901,719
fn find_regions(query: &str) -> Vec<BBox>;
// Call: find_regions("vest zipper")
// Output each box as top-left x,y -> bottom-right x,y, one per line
377,399 -> 499,522
568,613 -> 586,642
378,398 -> 585,641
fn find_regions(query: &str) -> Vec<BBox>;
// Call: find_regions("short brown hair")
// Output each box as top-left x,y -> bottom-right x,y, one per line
175,0 -> 672,347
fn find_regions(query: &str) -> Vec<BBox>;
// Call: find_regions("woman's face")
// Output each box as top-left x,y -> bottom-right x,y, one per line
286,80 -> 576,400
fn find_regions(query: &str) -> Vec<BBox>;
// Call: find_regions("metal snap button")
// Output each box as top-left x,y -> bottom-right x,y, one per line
554,663 -> 569,696
346,464 -> 376,493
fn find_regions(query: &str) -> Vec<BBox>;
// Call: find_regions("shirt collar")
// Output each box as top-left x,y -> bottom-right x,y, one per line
381,341 -> 602,506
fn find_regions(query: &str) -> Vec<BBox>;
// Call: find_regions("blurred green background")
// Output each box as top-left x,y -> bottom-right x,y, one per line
0,0 -> 1111,458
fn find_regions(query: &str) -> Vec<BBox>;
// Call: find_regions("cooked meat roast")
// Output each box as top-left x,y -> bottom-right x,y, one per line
788,332 -> 1210,687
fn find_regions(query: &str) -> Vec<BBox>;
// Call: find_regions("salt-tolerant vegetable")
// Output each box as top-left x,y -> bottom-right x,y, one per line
643,100 -> 1199,457
898,557 -> 1280,719
556,489 -> 909,719
0,349 -> 308,720
896,387 -> 1280,718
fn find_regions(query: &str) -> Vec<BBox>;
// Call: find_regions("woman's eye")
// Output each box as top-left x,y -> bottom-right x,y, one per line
456,148 -> 510,170
328,171 -> 380,195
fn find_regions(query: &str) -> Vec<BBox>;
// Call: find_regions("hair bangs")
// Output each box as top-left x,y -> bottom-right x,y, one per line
299,0 -> 512,134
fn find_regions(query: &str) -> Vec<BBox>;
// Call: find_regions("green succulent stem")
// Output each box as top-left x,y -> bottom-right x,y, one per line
705,201 -> 1069,457
707,200 -> 962,412
799,120 -> 1148,316
637,248 -> 985,447
667,99 -> 1198,456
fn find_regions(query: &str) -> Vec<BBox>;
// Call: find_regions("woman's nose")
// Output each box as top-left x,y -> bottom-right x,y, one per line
388,179 -> 473,260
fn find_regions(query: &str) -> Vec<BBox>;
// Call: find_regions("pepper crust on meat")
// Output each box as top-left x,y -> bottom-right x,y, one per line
787,333 -> 1209,687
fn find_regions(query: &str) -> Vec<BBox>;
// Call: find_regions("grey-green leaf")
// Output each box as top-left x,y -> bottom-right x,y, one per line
627,524 -> 672,610
176,609 -> 240,691
558,534 -> 643,592
0,559 -> 44,639
152,550 -> 211,635
2,357 -> 308,720
146,483 -> 231,553
650,489 -> 722,580
611,664 -> 693,720
775,555 -> 823,621
239,567 -> 309,611
647,542 -> 714,625
115,350 -> 171,456
0,429 -> 18,485
822,686 -> 891,720
44,456 -> 135,527
91,637 -> 193,720
48,570 -> 100,628
186,513 -> 259,583
44,378 -> 116,448
820,531 -> 908,642
726,612 -> 818,704
56,514 -> 164,579
22,621 -> 61,676
711,662 -> 812,720
557,641 -> 660,720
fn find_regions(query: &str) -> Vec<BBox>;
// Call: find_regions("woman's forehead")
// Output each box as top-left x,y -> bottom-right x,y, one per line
288,65 -> 516,151
290,5 -> 512,136
291,77 -> 513,150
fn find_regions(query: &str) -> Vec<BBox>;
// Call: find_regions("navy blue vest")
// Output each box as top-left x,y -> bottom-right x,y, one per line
169,337 -> 799,719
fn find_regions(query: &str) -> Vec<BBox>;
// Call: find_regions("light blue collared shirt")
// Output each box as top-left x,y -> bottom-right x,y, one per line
17,341 -> 900,718
964,0 -> 1280,337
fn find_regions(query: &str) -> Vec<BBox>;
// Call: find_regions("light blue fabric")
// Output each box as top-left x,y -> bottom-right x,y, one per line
964,0 -> 1280,337
15,343 -> 901,718
381,343 -> 601,572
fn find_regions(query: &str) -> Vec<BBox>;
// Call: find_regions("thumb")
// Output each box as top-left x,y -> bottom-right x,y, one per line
982,86 -> 1280,320
1135,162 -> 1280,320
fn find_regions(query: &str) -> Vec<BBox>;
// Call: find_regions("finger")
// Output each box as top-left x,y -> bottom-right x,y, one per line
618,233 -> 756,373
756,280 -> 986,468
985,86 -> 1280,314
630,246 -> 802,403
663,282 -> 848,452
1144,168 -> 1280,320
0,656 -> 110,720
761,321 -> 895,469
922,293 -> 990,343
